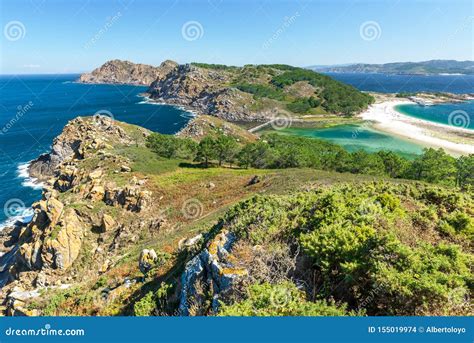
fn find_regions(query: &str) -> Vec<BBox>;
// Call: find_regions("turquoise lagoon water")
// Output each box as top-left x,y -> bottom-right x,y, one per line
279,125 -> 423,158
279,73 -> 474,155
396,101 -> 474,130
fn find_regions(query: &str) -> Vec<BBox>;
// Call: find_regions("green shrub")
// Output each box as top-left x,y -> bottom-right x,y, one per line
146,133 -> 197,159
134,292 -> 156,316
218,282 -> 356,316
216,183 -> 473,315
234,83 -> 285,101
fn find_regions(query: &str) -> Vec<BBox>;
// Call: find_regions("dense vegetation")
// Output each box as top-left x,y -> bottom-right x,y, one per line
192,62 -> 374,115
270,69 -> 374,114
212,182 -> 473,315
218,282 -> 359,316
146,132 -> 474,190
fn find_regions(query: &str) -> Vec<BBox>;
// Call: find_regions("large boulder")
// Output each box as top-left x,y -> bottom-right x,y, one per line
100,214 -> 116,232
178,230 -> 248,315
41,209 -> 83,270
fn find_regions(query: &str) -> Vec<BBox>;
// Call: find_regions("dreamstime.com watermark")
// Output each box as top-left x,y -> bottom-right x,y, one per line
181,21 -> 204,41
0,101 -> 34,135
359,21 -> 382,41
262,11 -> 300,49
4,323 -> 85,337
84,11 -> 122,50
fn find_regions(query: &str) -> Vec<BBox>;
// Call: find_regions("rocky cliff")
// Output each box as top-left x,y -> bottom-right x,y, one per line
147,64 -> 272,122
0,116 -> 159,315
79,60 -> 374,122
77,59 -> 178,86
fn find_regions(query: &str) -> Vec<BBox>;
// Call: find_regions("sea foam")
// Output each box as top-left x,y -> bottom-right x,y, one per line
17,162 -> 44,190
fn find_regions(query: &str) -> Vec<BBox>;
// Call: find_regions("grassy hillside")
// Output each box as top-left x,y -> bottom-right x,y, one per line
22,122 -> 472,317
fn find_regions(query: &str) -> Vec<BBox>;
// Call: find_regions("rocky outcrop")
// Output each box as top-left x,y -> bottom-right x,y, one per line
148,64 -> 269,121
0,116 -> 161,316
77,59 -> 178,86
17,196 -> 83,271
178,230 -> 248,315
138,249 -> 158,275
28,116 -> 136,181
177,115 -> 257,142
103,185 -> 152,212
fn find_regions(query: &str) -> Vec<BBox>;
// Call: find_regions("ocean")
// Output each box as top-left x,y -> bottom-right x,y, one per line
0,74 -> 192,226
0,73 -> 472,227
327,72 -> 473,130
325,72 -> 474,94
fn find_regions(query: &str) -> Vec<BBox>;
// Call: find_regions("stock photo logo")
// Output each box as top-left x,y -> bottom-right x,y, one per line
270,113 -> 293,130
93,109 -> 115,129
181,21 -> 204,41
3,20 -> 26,41
181,198 -> 204,219
3,198 -> 29,219
359,21 -> 382,41
448,110 -> 470,129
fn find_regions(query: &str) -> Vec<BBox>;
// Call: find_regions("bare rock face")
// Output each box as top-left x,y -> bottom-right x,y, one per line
100,214 -> 116,232
17,197 -> 84,271
41,209 -> 83,270
16,116 -> 153,276
148,64 -> 267,122
103,185 -> 152,212
77,59 -> 178,86
0,115 -> 162,316
139,249 -> 158,275
28,116 -> 134,181
178,230 -> 248,315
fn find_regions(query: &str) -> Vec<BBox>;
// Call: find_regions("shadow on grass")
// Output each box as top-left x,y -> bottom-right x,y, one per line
178,162 -> 247,170
178,162 -> 208,169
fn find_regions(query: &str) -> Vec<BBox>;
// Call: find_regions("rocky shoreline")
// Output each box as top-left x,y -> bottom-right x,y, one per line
0,116 -> 156,315
0,114 -> 263,316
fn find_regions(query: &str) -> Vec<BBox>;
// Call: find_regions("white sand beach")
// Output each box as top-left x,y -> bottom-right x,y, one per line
360,99 -> 474,156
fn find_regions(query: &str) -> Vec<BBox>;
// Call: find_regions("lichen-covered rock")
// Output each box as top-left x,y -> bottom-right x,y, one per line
41,209 -> 83,270
104,185 -> 151,212
139,249 -> 158,275
178,230 -> 247,315
28,116 -> 138,182
88,184 -> 105,201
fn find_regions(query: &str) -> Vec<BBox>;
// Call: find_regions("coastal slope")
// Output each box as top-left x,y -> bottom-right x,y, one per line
0,115 -> 472,317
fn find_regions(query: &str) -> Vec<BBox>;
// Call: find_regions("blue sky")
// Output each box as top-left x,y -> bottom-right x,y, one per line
1,0 -> 473,74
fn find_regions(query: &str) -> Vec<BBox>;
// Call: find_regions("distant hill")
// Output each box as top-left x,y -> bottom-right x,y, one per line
309,60 -> 474,75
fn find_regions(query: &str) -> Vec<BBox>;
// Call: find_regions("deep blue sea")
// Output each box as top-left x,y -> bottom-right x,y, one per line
0,74 -> 192,226
325,72 -> 474,94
